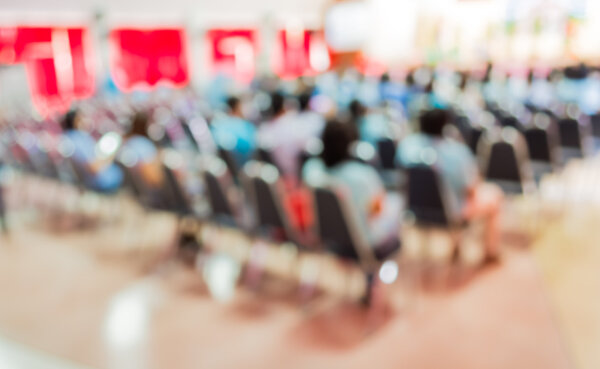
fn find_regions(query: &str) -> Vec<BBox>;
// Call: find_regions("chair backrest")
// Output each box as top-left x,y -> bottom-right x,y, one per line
115,159 -> 169,209
468,127 -> 483,154
313,186 -> 376,268
524,128 -> 552,163
377,138 -> 397,170
590,114 -> 600,138
557,118 -> 583,149
406,165 -> 451,226
484,140 -> 524,194
203,158 -> 237,224
218,148 -> 239,179
180,120 -> 201,152
31,147 -> 61,179
500,115 -> 523,131
254,147 -> 278,169
452,115 -> 471,143
243,161 -> 292,240
161,164 -> 193,215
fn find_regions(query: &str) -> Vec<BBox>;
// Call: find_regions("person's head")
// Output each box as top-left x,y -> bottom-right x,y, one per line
320,120 -> 355,168
226,96 -> 242,117
458,72 -> 468,91
380,72 -> 390,84
348,99 -> 366,120
269,92 -> 285,118
128,111 -> 150,138
405,70 -> 415,86
419,109 -> 449,137
61,110 -> 79,131
297,92 -> 312,112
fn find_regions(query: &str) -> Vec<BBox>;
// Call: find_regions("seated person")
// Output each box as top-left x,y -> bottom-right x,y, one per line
256,92 -> 300,179
295,91 -> 325,139
210,96 -> 257,167
120,112 -> 166,206
303,121 -> 401,256
396,109 -> 502,262
349,100 -> 396,146
61,110 -> 123,193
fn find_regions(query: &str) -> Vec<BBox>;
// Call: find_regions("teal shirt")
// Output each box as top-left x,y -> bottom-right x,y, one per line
303,158 -> 391,245
396,134 -> 477,215
210,115 -> 257,166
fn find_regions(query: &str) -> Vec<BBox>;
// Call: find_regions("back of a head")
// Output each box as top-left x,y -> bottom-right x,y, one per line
270,92 -> 285,118
297,92 -> 312,112
420,109 -> 449,137
320,120 -> 354,168
226,96 -> 240,114
129,111 -> 150,138
348,100 -> 366,120
61,110 -> 78,132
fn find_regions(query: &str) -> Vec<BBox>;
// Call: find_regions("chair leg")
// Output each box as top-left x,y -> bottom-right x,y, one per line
243,241 -> 268,289
296,253 -> 320,304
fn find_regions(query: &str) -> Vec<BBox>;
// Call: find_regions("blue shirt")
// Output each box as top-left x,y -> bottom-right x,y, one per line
122,136 -> 158,164
64,130 -> 123,192
211,115 -> 257,167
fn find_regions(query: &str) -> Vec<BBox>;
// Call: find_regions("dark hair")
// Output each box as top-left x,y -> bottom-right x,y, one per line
320,120 -> 354,168
297,92 -> 311,111
348,99 -> 366,120
226,96 -> 240,112
128,111 -> 150,138
419,109 -> 449,137
405,71 -> 415,86
270,92 -> 285,117
62,110 -> 78,131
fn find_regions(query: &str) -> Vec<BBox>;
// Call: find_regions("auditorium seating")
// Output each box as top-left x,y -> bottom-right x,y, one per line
480,127 -> 534,195
312,185 -> 400,302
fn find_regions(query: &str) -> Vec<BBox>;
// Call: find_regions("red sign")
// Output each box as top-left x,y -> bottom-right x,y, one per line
0,26 -> 95,117
109,28 -> 189,92
206,29 -> 258,83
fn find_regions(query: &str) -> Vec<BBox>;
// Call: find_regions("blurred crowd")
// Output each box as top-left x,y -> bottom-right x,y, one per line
2,62 -> 600,297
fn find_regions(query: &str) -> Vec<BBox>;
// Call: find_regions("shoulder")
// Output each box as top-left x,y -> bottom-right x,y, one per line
336,161 -> 380,182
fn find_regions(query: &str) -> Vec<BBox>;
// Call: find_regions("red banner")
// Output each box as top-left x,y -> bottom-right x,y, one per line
109,28 -> 189,92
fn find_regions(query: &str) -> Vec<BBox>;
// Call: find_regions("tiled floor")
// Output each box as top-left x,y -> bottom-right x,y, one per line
532,207 -> 600,369
0,220 -> 575,369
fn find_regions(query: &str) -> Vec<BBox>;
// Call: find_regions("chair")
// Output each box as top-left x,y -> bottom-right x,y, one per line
500,115 -> 524,131
468,127 -> 484,155
405,165 -> 455,227
524,127 -> 557,183
203,157 -> 239,227
590,114 -> 600,151
404,165 -> 483,280
254,146 -> 280,171
242,161 -> 298,244
180,119 -> 201,152
452,115 -> 472,144
376,138 -> 397,170
481,128 -> 533,195
313,185 -> 400,303
557,118 -> 585,164
115,158 -> 171,211
314,187 -> 377,265
218,147 -> 240,180
161,163 -> 193,216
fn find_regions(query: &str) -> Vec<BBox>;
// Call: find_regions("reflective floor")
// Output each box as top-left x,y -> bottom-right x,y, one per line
0,217 -> 581,369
